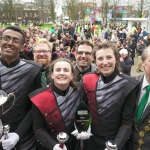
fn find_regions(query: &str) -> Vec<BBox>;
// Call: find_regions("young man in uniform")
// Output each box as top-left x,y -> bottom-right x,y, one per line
0,26 -> 41,150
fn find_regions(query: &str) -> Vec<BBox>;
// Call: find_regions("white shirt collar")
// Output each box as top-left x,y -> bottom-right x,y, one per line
142,75 -> 150,90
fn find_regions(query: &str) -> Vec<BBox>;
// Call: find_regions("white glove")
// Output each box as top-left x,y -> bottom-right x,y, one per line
71,129 -> 79,136
53,144 -> 67,150
71,125 -> 92,140
1,132 -> 19,150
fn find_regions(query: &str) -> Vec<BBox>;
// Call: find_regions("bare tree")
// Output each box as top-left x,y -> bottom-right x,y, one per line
125,0 -> 133,18
132,0 -> 149,18
0,0 -> 5,23
36,0 -> 58,23
109,0 -> 121,22
101,0 -> 110,24
3,0 -> 16,23
63,0 -> 81,21
47,0 -> 58,23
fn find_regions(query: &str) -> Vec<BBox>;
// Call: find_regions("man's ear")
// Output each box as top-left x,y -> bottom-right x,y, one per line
20,44 -> 25,52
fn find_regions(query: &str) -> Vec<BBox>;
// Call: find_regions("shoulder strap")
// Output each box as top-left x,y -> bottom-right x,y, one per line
22,59 -> 42,68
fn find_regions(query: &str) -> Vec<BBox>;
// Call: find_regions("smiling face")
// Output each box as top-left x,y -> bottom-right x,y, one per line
95,48 -> 116,77
51,61 -> 73,91
75,44 -> 93,72
33,43 -> 52,69
0,29 -> 24,64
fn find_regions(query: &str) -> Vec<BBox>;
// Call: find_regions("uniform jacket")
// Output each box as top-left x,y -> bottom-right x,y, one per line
0,57 -> 41,125
120,56 -> 133,76
29,83 -> 87,150
83,72 -> 139,150
0,57 -> 41,149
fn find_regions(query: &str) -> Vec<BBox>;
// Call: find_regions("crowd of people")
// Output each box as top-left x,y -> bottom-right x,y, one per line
0,22 -> 150,150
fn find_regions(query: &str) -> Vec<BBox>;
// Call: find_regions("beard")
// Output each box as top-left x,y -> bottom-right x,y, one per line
34,57 -> 50,68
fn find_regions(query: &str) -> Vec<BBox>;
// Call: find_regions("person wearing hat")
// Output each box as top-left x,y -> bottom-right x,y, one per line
119,48 -> 133,76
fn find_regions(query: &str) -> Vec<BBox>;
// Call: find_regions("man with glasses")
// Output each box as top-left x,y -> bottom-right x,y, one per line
75,40 -> 97,82
33,38 -> 52,87
0,26 -> 41,150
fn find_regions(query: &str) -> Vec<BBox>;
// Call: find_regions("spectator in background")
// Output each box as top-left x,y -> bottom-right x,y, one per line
68,35 -> 75,49
61,35 -> 68,46
132,30 -> 138,44
137,26 -> 142,35
62,46 -> 75,61
52,44 -> 62,60
91,23 -> 95,37
128,37 -> 137,65
101,26 -> 105,41
49,26 -> 55,34
85,26 -> 92,40
136,40 -> 146,72
142,27 -> 148,37
57,25 -> 63,40
119,48 -> 133,76
68,24 -> 74,39
111,32 -> 119,43
104,28 -> 109,42
138,33 -> 144,42
116,41 -> 123,51
145,33 -> 150,47
59,43 -> 64,51
119,29 -> 127,44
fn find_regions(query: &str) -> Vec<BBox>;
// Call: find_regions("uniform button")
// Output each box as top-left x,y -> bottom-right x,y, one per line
52,130 -> 54,131
49,123 -> 52,124
47,85 -> 49,87
45,113 -> 48,116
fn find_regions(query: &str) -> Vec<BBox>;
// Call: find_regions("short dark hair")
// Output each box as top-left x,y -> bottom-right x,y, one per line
2,26 -> 25,45
76,40 -> 93,52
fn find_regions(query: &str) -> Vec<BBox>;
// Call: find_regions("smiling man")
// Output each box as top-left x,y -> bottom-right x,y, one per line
33,38 -> 52,87
75,40 -> 97,82
0,26 -> 41,150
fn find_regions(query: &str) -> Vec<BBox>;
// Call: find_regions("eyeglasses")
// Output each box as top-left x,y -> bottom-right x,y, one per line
77,51 -> 92,56
34,50 -> 51,54
0,35 -> 22,44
